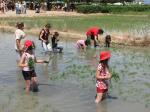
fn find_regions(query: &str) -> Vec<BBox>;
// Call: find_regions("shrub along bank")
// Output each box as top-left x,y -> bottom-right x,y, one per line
76,5 -> 150,13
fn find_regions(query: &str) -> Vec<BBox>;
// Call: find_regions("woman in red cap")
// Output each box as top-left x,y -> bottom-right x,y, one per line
19,40 -> 45,94
95,51 -> 112,103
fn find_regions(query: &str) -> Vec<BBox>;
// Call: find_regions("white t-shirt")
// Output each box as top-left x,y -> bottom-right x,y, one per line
15,29 -> 25,50
22,52 -> 35,71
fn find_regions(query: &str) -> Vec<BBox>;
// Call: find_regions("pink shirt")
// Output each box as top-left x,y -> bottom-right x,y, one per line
76,39 -> 86,48
96,63 -> 109,90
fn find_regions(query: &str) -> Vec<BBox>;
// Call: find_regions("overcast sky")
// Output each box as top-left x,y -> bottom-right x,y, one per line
144,0 -> 150,4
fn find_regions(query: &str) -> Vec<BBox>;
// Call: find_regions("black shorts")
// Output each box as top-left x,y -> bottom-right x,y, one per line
22,70 -> 37,80
91,35 -> 95,40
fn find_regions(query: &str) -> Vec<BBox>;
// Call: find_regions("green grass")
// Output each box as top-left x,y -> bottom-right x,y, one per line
0,14 -> 149,36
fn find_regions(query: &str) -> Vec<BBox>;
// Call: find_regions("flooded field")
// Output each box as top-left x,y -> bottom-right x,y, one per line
0,32 -> 149,112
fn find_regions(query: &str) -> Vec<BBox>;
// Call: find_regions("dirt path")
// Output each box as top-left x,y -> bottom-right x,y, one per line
0,10 -> 147,18
0,10 -> 105,17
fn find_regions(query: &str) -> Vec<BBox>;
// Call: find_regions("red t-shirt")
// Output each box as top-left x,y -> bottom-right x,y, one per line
86,27 -> 100,36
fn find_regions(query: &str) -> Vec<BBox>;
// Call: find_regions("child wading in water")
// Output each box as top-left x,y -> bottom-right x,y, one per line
51,32 -> 63,53
76,38 -> 91,52
19,40 -> 45,94
105,35 -> 111,48
95,51 -> 112,103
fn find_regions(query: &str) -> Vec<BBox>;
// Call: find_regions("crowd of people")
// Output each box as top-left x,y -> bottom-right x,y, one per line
0,0 -> 15,13
0,0 -> 26,14
14,22 -> 112,104
15,1 -> 26,14
0,1 -> 75,14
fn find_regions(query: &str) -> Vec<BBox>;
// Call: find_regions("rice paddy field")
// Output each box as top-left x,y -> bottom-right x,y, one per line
0,32 -> 149,112
0,14 -> 150,38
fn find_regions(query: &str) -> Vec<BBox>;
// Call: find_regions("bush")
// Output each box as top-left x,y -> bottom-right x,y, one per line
76,5 -> 150,14
76,5 -> 101,13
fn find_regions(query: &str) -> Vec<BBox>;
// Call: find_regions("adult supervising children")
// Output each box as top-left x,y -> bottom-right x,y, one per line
15,22 -> 26,57
39,24 -> 52,52
19,40 -> 46,94
86,27 -> 104,48
95,51 -> 112,103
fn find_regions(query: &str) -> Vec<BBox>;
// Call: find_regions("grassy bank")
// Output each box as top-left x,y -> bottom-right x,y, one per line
0,14 -> 150,46
0,15 -> 149,34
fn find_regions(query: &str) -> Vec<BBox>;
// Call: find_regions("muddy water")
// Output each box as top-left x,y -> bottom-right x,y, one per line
0,32 -> 149,112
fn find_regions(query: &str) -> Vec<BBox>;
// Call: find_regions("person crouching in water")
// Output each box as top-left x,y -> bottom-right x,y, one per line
76,38 -> 91,52
51,32 -> 63,53
105,35 -> 111,48
95,51 -> 112,103
86,27 -> 104,48
19,40 -> 45,94
39,24 -> 52,52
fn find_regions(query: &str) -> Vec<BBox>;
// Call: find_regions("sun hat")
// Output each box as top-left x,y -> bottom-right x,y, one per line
100,51 -> 111,61
24,40 -> 33,48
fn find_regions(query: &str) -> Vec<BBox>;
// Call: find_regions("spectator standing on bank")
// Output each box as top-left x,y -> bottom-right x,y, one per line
22,1 -> 26,14
1,0 -> 5,13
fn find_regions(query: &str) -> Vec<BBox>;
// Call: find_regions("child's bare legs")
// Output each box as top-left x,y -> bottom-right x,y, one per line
31,77 -> 38,85
25,80 -> 31,94
31,76 -> 39,92
95,93 -> 103,104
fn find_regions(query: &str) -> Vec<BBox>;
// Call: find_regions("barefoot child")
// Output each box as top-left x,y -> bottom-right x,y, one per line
95,51 -> 112,103
19,40 -> 45,94
76,38 -> 91,52
105,35 -> 111,48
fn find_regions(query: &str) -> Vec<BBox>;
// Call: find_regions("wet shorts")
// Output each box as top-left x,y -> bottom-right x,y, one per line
97,87 -> 108,93
22,70 -> 37,80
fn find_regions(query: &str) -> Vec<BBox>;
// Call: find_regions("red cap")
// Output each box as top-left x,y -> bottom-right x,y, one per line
24,40 -> 33,48
100,51 -> 111,61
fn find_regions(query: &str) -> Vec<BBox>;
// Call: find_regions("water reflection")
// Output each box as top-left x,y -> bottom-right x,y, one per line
96,101 -> 108,112
0,32 -> 150,112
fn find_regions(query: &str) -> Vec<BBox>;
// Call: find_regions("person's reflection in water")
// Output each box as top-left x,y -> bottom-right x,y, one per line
51,54 -> 58,71
96,101 -> 108,112
16,70 -> 24,94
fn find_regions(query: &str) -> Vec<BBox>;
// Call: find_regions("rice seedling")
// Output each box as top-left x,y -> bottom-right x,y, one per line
110,68 -> 120,82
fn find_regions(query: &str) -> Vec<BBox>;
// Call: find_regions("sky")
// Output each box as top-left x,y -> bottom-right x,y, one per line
144,0 -> 150,4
